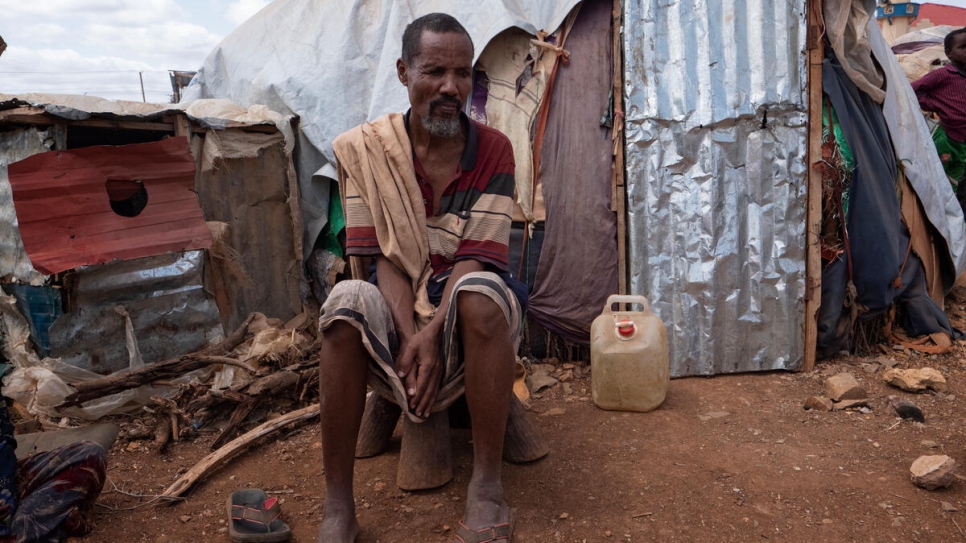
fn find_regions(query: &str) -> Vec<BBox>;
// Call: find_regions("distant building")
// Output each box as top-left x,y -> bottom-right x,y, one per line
913,2 -> 966,28
878,2 -> 966,43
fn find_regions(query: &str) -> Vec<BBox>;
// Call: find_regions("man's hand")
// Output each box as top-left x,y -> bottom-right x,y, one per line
396,323 -> 443,418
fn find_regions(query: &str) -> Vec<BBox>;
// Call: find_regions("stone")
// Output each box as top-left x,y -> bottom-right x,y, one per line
539,408 -> 567,417
528,371 -> 559,393
831,398 -> 870,411
921,440 -> 939,449
698,412 -> 730,422
910,455 -> 958,490
825,373 -> 867,402
558,370 -> 575,383
803,396 -> 832,412
883,368 -> 947,393
942,501 -> 958,512
874,356 -> 899,369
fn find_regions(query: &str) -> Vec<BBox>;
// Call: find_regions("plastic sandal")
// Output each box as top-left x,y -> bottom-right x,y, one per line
227,488 -> 292,543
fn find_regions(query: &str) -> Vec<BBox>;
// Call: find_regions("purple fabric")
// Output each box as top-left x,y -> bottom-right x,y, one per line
5,441 -> 107,543
892,41 -> 942,55
528,0 -> 619,343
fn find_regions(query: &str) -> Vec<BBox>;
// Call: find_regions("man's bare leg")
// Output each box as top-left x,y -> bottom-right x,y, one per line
457,291 -> 515,529
317,321 -> 368,543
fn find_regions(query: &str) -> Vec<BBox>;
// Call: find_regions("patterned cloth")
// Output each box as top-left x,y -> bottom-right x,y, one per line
343,111 -> 516,277
319,272 -> 523,423
0,441 -> 106,543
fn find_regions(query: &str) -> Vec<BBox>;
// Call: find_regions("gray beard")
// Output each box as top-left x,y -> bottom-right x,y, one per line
421,115 -> 461,139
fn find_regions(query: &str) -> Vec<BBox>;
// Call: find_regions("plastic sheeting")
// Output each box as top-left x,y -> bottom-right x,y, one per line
623,0 -> 808,376
183,0 -> 582,255
0,126 -> 49,285
868,15 -> 966,280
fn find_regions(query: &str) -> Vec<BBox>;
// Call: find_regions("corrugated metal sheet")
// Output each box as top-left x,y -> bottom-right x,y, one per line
48,251 -> 223,374
0,127 -> 50,285
623,0 -> 808,376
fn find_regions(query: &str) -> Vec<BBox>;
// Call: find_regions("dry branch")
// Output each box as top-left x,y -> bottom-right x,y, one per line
160,403 -> 319,501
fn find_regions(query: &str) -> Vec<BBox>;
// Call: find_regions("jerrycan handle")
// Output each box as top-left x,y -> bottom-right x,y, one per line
603,295 -> 652,315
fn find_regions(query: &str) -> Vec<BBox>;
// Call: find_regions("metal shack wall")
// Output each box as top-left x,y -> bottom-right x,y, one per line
623,1 -> 808,376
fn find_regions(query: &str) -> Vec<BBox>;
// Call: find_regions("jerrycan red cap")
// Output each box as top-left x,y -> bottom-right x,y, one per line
616,320 -> 636,338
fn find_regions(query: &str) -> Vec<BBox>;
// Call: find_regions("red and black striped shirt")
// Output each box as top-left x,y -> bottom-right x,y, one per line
913,64 -> 966,143
344,113 -> 516,278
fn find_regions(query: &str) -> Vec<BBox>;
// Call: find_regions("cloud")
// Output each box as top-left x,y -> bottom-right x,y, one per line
0,0 -> 187,24
226,0 -> 271,25
85,21 -> 223,68
0,0 -> 226,102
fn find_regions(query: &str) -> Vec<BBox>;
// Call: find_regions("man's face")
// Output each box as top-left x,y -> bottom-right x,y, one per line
947,32 -> 966,69
398,30 -> 473,138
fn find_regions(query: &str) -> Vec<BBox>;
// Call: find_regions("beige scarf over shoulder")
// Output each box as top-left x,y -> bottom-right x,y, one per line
332,113 -> 435,330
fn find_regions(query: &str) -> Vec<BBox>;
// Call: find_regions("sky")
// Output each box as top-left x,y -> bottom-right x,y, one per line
1,0 -> 966,104
0,0 -> 271,103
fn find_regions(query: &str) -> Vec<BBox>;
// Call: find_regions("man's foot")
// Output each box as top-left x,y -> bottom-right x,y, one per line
316,501 -> 359,543
461,479 -> 510,530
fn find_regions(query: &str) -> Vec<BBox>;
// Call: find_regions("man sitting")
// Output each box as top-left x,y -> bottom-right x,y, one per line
316,12 -> 525,543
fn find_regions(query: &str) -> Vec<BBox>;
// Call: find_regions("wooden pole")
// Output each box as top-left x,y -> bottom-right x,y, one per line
139,71 -> 146,103
803,0 -> 825,373
613,0 -> 628,294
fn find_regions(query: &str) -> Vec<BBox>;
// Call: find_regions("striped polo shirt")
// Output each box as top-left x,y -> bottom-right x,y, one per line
344,112 -> 516,281
912,64 -> 966,143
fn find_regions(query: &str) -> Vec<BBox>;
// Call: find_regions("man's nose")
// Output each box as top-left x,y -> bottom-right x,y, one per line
440,72 -> 459,96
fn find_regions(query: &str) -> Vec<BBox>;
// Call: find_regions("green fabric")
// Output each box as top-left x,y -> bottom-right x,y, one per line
321,181 -> 345,258
822,100 -> 854,217
931,124 -> 966,183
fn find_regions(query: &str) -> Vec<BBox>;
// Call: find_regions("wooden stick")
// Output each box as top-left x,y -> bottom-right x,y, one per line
160,403 -> 320,501
803,0 -> 824,372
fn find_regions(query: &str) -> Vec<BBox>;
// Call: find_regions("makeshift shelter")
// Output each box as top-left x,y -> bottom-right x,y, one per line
183,0 -> 965,375
0,94 -> 305,417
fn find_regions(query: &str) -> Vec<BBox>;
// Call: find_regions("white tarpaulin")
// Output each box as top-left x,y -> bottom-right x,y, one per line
183,0 -> 582,255
868,15 -> 966,276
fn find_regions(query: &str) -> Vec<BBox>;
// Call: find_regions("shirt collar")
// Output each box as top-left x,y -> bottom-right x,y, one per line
943,63 -> 966,77
403,109 -> 479,172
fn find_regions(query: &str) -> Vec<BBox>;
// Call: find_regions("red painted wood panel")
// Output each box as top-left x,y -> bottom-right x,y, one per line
8,137 -> 212,275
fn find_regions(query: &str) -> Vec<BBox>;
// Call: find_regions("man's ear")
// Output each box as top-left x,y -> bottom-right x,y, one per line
397,58 -> 408,86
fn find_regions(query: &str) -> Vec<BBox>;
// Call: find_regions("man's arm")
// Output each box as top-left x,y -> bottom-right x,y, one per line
912,69 -> 943,113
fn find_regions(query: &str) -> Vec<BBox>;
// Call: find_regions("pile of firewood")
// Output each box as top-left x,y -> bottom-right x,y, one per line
58,311 -> 321,454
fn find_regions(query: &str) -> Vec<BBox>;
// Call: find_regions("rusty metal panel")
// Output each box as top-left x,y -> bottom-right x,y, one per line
7,137 -> 212,275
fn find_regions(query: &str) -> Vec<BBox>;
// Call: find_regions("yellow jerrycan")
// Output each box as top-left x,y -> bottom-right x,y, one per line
591,295 -> 669,412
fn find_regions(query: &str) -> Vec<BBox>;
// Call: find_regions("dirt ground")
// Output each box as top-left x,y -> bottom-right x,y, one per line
73,289 -> 966,543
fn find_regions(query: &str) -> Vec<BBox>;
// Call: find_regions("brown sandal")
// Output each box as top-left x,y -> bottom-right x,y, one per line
454,509 -> 515,543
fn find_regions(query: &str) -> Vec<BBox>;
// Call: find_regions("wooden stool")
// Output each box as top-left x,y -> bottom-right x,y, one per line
355,393 -> 549,490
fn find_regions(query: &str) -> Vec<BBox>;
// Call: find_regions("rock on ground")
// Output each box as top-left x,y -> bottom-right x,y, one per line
882,368 -> 947,393
910,455 -> 957,490
825,373 -> 867,402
